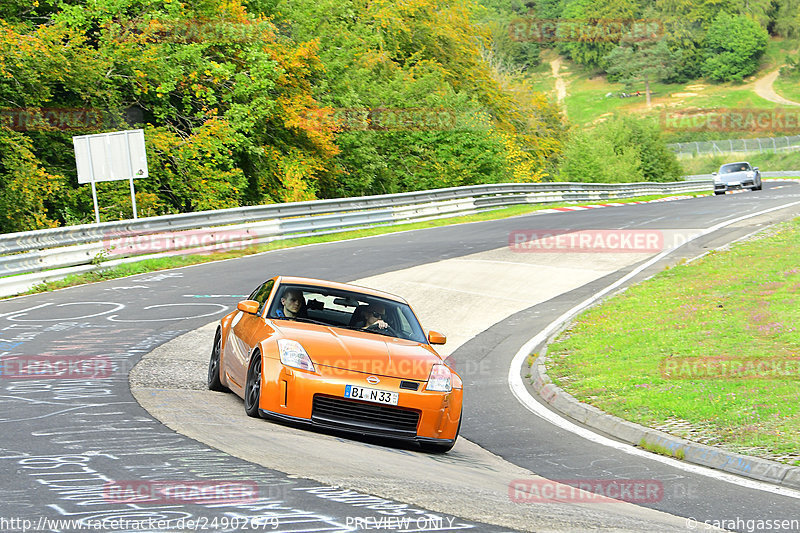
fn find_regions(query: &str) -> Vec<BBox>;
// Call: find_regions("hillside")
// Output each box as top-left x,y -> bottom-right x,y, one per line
1,0 -> 799,233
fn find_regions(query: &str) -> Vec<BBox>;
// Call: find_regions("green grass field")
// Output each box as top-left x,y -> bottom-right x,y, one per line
773,75 -> 800,104
533,39 -> 800,129
679,150 -> 800,175
544,217 -> 800,464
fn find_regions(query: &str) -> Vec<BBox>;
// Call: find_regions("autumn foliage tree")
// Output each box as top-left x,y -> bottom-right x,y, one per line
0,0 -> 569,233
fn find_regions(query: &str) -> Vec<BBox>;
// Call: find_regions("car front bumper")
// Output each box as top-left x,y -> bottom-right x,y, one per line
258,357 -> 462,442
714,179 -> 757,192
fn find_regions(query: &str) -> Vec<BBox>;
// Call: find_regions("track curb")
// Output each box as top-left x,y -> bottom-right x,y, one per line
529,347 -> 800,490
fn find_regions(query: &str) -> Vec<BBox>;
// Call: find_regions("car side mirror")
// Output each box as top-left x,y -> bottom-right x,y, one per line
428,330 -> 446,345
753,167 -> 759,171
237,300 -> 260,314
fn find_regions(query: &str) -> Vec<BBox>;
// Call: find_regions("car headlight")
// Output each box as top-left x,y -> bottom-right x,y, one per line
746,171 -> 754,178
278,339 -> 315,371
426,364 -> 452,392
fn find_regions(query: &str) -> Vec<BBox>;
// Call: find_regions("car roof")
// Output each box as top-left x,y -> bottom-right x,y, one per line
720,161 -> 750,166
274,276 -> 408,304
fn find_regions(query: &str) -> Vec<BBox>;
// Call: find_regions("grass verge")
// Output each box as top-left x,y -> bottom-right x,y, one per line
545,217 -> 800,465
12,192 -> 706,298
773,74 -> 800,105
679,150 -> 800,175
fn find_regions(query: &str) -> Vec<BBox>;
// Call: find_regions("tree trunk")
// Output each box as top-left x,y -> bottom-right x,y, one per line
645,76 -> 651,108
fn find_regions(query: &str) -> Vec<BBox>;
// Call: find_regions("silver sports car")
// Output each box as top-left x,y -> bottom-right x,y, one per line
713,162 -> 762,195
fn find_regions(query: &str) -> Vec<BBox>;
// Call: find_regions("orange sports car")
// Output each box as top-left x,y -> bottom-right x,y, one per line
208,276 -> 462,452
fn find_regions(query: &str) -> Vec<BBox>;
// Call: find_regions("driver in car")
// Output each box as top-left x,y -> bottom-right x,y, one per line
362,303 -> 390,330
275,288 -> 305,318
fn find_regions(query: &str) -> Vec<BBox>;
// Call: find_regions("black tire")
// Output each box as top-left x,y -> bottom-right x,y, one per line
419,416 -> 461,453
244,352 -> 262,418
714,191 -> 725,196
207,328 -> 228,392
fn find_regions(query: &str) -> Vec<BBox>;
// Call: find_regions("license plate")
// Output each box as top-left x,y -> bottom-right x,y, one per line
344,385 -> 399,406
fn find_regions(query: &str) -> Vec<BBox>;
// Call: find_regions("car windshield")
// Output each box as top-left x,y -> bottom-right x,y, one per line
266,283 -> 428,344
720,163 -> 750,174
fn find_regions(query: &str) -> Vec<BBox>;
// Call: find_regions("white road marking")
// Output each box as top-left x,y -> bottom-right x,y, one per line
107,303 -> 228,322
7,302 -> 125,322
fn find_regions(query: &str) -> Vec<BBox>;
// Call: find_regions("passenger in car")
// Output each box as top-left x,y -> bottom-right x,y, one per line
275,288 -> 305,318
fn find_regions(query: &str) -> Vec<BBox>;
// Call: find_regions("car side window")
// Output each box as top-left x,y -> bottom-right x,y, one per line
249,280 -> 275,315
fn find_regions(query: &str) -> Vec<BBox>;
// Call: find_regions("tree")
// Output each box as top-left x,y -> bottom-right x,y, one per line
605,40 -> 680,107
701,12 -> 768,82
558,115 -> 682,183
771,0 -> 800,38
557,0 -> 642,68
0,129 -> 65,232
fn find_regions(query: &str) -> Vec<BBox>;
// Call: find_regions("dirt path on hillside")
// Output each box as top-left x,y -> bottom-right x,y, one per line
550,57 -> 567,110
753,68 -> 800,106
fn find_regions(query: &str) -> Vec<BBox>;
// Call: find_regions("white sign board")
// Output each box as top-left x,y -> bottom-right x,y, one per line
72,129 -> 148,222
73,129 -> 148,184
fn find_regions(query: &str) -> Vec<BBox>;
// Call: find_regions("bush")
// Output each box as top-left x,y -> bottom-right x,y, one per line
558,115 -> 682,183
701,13 -> 768,82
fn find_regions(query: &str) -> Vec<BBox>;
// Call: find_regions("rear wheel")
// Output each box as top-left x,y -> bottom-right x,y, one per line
207,328 -> 228,392
244,352 -> 262,418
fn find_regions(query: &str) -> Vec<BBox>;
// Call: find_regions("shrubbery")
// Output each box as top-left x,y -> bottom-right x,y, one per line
701,13 -> 769,82
558,116 -> 683,183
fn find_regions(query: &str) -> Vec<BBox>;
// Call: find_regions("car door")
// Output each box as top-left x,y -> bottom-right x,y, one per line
225,281 -> 274,391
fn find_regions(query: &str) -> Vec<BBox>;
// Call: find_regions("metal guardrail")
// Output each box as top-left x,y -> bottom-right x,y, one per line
0,180 -> 717,297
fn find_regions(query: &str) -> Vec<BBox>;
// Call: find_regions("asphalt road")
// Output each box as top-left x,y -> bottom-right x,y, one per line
1,182 -> 799,532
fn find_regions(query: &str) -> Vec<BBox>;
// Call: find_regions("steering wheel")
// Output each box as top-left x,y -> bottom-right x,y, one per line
366,322 -> 397,337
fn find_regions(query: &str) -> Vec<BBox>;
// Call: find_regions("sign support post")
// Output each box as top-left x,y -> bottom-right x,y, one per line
90,182 -> 100,224
84,137 -> 100,224
124,134 -> 139,219
129,177 -> 138,219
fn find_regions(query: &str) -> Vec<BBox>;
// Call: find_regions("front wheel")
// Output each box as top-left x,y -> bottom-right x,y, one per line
208,328 -> 228,392
244,352 -> 262,418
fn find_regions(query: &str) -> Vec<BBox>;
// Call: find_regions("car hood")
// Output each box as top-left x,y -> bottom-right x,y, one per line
272,321 -> 442,380
717,171 -> 753,182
